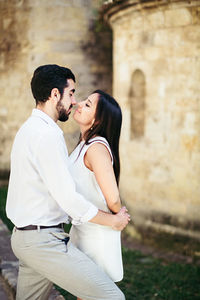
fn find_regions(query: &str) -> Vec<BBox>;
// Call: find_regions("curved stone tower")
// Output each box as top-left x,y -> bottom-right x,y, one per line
104,0 -> 200,243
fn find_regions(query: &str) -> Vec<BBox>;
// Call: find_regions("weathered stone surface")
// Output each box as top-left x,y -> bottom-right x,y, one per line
0,0 -> 112,170
165,8 -> 192,27
105,0 -> 200,240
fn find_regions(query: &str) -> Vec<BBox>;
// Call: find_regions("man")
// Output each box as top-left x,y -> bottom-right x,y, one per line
6,64 -> 130,300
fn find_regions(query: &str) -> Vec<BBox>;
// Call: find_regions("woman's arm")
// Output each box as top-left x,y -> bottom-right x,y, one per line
84,142 -> 121,213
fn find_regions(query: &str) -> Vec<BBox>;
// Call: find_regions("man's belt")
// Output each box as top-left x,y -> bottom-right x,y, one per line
16,224 -> 64,230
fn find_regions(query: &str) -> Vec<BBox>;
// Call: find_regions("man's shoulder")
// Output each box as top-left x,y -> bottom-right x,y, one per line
20,115 -> 59,134
15,116 -> 62,148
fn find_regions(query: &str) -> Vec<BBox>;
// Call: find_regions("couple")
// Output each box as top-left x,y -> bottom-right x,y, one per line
6,64 -> 130,300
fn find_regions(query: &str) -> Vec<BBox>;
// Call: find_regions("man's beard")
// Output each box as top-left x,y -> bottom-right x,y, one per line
56,100 -> 72,122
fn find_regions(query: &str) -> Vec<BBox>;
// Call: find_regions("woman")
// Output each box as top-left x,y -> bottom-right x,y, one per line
69,90 -> 123,290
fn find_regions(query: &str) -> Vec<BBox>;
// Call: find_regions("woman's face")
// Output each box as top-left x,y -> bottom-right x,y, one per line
73,93 -> 99,130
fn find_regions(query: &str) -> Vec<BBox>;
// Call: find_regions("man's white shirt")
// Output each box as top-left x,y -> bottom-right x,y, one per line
6,109 -> 98,227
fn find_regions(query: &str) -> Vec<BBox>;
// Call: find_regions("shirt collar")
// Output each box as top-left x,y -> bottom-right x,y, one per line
31,108 -> 63,134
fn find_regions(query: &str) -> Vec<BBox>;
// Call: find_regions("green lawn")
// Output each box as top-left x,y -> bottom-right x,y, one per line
1,187 -> 200,300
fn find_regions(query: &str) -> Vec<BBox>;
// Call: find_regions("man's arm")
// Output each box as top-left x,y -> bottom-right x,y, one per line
90,207 -> 130,231
36,130 -> 98,223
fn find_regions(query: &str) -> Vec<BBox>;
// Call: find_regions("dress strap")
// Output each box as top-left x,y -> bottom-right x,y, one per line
80,137 -> 113,164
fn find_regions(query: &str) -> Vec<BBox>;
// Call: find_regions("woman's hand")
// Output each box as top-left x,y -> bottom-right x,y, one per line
90,207 -> 130,229
112,206 -> 131,231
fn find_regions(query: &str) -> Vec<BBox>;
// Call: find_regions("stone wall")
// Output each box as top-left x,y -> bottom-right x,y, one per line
104,0 -> 200,241
0,0 -> 112,173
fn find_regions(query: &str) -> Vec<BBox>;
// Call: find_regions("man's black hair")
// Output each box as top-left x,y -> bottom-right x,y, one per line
31,64 -> 75,104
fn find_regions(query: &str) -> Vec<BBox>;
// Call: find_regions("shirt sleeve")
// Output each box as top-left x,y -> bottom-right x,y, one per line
35,128 -> 98,224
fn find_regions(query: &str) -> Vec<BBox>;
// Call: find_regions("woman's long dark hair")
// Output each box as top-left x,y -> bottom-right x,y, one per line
80,90 -> 122,185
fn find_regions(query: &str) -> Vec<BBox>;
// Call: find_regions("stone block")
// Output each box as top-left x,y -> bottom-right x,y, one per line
153,29 -> 169,47
191,6 -> 200,24
129,14 -> 144,31
51,41 -> 76,53
165,8 -> 192,27
144,47 -> 162,60
3,18 -> 12,29
144,11 -> 165,30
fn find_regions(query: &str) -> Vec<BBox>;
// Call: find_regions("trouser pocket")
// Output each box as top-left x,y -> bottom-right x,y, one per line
50,231 -> 70,252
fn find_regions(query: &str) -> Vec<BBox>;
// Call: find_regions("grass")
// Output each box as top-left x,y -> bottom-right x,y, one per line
1,186 -> 200,300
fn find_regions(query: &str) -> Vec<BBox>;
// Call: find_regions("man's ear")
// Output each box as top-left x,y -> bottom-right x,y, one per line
51,88 -> 60,102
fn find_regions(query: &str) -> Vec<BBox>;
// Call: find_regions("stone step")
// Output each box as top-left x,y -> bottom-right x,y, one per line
0,274 -> 13,300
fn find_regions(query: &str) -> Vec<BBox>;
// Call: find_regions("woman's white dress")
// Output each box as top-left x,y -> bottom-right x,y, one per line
68,136 -> 123,282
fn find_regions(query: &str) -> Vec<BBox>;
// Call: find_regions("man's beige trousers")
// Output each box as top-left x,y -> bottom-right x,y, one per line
11,227 -> 125,300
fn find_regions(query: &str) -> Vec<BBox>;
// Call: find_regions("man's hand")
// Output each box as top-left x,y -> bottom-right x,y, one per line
112,206 -> 131,231
89,206 -> 131,229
